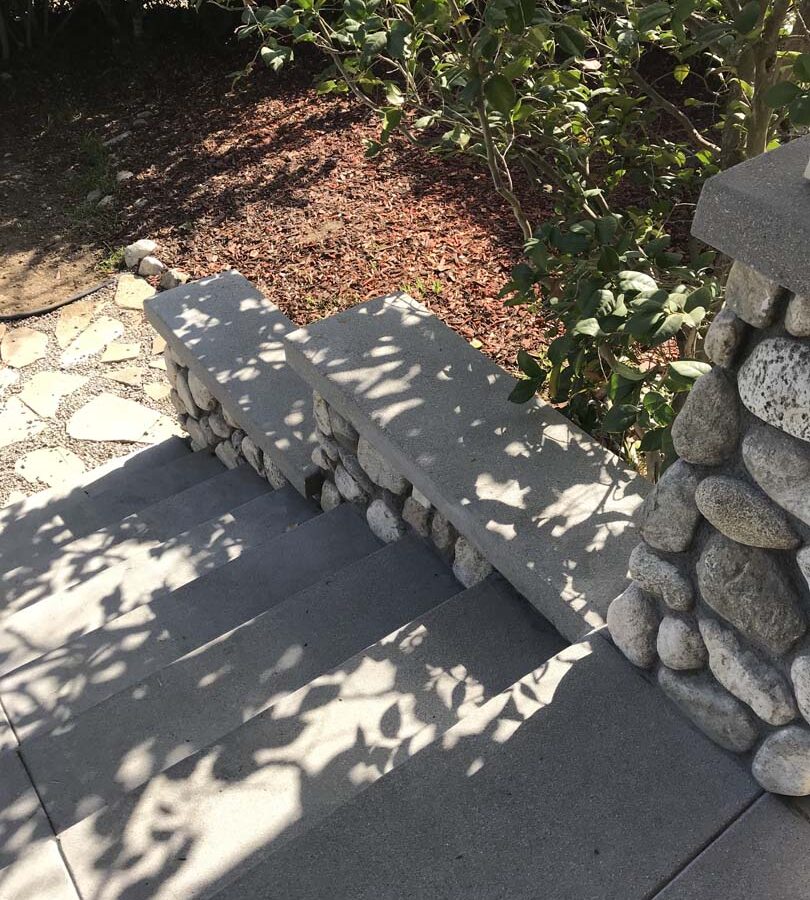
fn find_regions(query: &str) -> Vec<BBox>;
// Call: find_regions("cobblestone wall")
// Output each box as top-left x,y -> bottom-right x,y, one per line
162,345 -> 288,490
607,260 -> 810,796
310,391 -> 494,589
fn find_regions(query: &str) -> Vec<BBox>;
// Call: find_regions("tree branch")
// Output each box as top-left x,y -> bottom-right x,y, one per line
628,68 -> 721,155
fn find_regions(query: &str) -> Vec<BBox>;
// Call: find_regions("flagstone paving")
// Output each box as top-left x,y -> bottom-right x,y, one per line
0,277 -> 183,506
1,326 -> 49,368
101,341 -> 141,362
114,272 -> 156,310
0,398 -> 46,449
60,316 -> 125,367
14,446 -> 87,487
67,392 -> 176,443
54,298 -> 95,349
18,371 -> 87,418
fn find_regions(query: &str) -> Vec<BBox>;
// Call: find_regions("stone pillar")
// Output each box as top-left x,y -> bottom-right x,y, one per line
607,136 -> 810,796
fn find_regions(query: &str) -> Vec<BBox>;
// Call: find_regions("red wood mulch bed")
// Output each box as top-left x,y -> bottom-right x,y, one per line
2,29 -> 553,370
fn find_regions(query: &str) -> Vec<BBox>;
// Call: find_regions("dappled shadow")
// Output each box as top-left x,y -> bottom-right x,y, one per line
286,292 -> 648,635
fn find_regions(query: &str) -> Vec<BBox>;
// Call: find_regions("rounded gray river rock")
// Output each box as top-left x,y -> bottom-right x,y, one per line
724,260 -> 782,328
742,424 -> 810,527
658,667 -> 759,753
657,616 -> 707,670
699,617 -> 798,726
638,460 -> 702,553
752,726 -> 810,795
703,306 -> 748,367
694,475 -> 799,549
607,583 -> 660,668
696,532 -> 805,656
628,542 -> 693,611
738,338 -> 810,443
671,369 -> 739,465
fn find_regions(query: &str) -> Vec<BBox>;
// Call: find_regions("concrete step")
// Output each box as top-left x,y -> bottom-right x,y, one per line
145,271 -> 321,495
0,750 -> 52,873
205,637 -> 758,900
0,487 -> 319,736
0,462 -> 266,623
58,576 -> 566,900
284,292 -> 646,641
21,502 -> 382,832
0,838 -> 78,900
0,437 -> 189,568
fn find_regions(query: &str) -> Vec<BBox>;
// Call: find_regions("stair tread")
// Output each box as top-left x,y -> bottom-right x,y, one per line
0,749 -> 51,871
145,271 -> 321,495
21,503 -> 382,832
0,462 -> 267,624
0,487 -> 319,734
0,438 -> 189,568
0,838 -> 78,900
57,576 -> 565,900
204,638 -> 759,900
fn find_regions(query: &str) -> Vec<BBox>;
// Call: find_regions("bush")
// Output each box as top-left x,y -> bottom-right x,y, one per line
224,0 -> 807,477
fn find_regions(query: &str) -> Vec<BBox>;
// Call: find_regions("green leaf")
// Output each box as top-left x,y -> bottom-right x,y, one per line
639,427 -> 665,451
673,63 -> 690,84
667,359 -> 711,390
733,0 -> 760,34
643,391 -> 675,425
789,93 -> 810,125
484,74 -> 517,116
363,30 -> 389,53
509,376 -> 543,403
594,215 -> 619,244
619,270 -> 658,293
649,312 -> 686,345
794,53 -> 810,83
384,83 -> 405,106
764,81 -> 801,108
637,2 -> 671,31
260,44 -> 293,71
517,349 -> 546,378
548,334 -> 574,366
387,20 -> 412,58
609,359 -> 647,381
684,284 -> 713,312
572,317 -> 602,337
601,403 -> 639,433
556,24 -> 587,59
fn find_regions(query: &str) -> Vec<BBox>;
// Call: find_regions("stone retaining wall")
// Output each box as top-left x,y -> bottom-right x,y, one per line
607,260 -> 810,796
310,391 -> 494,588
162,344 -> 288,490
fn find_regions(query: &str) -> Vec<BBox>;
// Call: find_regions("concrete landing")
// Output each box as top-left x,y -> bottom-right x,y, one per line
145,272 -> 321,495
211,637 -> 759,900
285,292 -> 646,641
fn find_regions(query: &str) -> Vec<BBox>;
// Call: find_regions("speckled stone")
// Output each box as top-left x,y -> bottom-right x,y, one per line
703,307 -> 748,367
357,437 -> 409,494
785,294 -> 810,337
638,460 -> 702,552
366,497 -> 406,543
671,369 -> 739,466
724,260 -> 782,328
313,392 -> 332,436
452,536 -> 494,589
656,616 -> 707,670
240,435 -> 264,475
695,475 -> 799,549
187,371 -> 215,412
738,338 -> 810,443
790,650 -> 810,726
402,496 -> 432,537
752,727 -> 810,795
742,424 -> 810,527
696,532 -> 805,656
628,542 -> 693,611
699,617 -> 798,726
334,463 -> 368,504
607,583 -> 660,668
658,667 -> 759,753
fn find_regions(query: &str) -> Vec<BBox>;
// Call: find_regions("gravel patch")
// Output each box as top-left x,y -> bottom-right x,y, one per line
0,279 -> 182,506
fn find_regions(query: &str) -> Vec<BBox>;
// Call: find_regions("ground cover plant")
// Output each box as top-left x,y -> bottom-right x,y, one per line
230,0 -> 810,476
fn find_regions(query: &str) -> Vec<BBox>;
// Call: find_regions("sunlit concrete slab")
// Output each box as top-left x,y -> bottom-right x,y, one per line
653,794 -> 810,899
0,437 -> 189,570
0,750 -> 52,873
0,838 -> 78,900
0,455 -> 246,627
22,503 -> 382,832
285,293 -> 647,641
210,637 -> 758,900
1,487 -> 318,739
145,272 -> 321,495
59,574 -> 565,900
